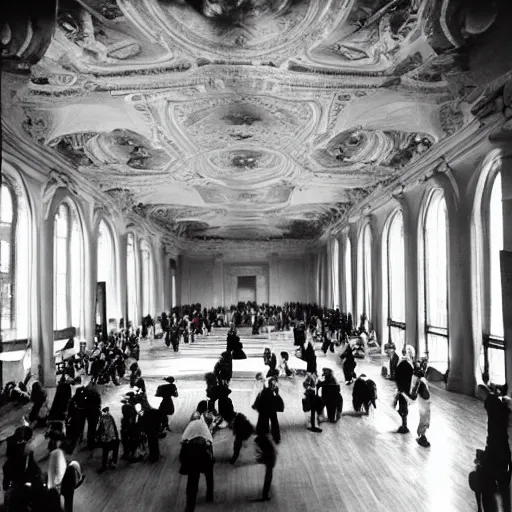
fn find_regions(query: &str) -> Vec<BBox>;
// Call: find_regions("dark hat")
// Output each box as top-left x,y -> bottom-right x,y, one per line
322,367 -> 332,374
164,376 -> 175,384
102,406 -> 110,413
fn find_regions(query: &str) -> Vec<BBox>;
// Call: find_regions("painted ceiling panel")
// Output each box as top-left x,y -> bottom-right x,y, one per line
5,0 -> 507,242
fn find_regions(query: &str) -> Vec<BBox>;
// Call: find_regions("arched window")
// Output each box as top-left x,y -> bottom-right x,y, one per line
1,178 -> 30,342
483,172 -> 505,384
423,190 -> 449,373
97,221 -> 117,323
140,240 -> 153,317
357,223 -> 372,324
126,234 -> 138,325
53,202 -> 84,334
332,239 -> 340,309
345,237 -> 352,314
386,210 -> 406,349
1,183 -> 15,338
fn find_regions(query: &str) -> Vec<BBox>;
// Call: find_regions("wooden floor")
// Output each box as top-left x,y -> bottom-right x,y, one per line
1,335 -> 486,512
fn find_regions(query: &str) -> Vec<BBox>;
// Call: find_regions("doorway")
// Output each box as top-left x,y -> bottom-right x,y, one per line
237,276 -> 257,303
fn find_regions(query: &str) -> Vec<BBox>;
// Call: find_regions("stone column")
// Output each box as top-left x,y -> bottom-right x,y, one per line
501,158 -> 512,387
153,243 -> 165,316
179,255 -> 189,305
118,233 -> 128,326
212,257 -> 224,306
401,191 -> 423,354
269,253 -> 280,305
325,241 -> 333,308
83,222 -> 97,348
369,216 -> 384,342
349,224 -> 358,317
39,211 -> 55,387
176,255 -> 183,307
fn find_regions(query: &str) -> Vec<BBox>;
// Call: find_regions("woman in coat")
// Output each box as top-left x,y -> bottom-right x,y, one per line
180,413 -> 214,512
156,376 -> 178,433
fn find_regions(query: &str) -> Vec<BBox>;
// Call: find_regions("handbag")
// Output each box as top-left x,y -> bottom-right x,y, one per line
274,393 -> 285,413
302,397 -> 311,413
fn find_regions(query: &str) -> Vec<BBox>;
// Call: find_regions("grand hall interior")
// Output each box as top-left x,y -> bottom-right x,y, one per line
1,1 -> 512,511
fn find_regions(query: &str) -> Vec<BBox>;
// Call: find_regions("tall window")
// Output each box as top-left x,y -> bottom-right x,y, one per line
97,221 -> 117,322
423,190 -> 449,373
332,239 -> 340,309
126,234 -> 138,325
140,240 -> 153,317
357,223 -> 372,323
483,172 -> 505,384
386,210 -> 406,349
1,184 -> 15,337
53,202 -> 84,334
345,237 -> 352,314
1,179 -> 30,342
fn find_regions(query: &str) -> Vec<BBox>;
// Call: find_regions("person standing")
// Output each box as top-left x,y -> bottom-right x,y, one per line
316,368 -> 342,423
96,407 -> 119,473
83,384 -> 101,451
141,407 -> 162,463
156,376 -> 178,434
180,412 -> 214,512
253,377 -> 283,444
303,374 -> 322,433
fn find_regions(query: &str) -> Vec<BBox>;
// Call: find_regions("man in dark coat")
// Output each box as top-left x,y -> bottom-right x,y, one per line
214,351 -> 233,384
263,348 -> 278,378
140,407 -> 162,463
83,384 -> 102,450
394,351 -> 414,433
479,384 -> 511,512
253,377 -> 283,444
316,368 -> 343,422
49,374 -> 73,421
352,374 -> 377,415
293,323 -> 306,347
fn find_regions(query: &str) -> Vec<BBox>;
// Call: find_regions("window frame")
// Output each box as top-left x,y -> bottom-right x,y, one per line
386,209 -> 406,347
481,170 -> 505,384
0,180 -> 18,336
422,189 -> 449,372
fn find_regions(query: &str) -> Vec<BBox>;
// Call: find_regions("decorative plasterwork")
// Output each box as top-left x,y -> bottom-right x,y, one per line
2,0 -> 506,247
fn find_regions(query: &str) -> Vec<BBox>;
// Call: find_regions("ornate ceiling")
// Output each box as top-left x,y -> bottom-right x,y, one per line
2,0 -> 508,242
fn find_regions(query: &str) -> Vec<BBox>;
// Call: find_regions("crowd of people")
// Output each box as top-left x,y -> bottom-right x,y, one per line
6,298 -> 510,511
157,302 -> 376,347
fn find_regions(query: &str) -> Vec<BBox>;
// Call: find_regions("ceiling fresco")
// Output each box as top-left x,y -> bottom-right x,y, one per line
2,0 -> 510,242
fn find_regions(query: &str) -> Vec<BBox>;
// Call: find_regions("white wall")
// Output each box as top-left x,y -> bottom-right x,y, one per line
278,258 -> 307,303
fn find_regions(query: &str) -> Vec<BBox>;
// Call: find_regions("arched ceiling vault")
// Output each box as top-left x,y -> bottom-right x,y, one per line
2,0 -> 511,242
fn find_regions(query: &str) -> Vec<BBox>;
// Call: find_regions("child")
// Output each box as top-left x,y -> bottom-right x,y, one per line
279,352 -> 294,378
303,374 -> 322,433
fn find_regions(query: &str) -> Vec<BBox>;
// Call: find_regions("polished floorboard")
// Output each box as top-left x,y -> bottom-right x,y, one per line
1,333 -> 486,512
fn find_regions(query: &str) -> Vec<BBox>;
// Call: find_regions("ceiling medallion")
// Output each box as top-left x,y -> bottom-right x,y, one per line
155,0 -> 344,61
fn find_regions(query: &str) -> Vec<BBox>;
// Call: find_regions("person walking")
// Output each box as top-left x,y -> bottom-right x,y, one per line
96,407 -> 119,473
180,412 -> 214,512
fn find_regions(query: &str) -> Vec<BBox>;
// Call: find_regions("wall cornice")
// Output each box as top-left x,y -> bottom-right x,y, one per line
323,114 -> 503,238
